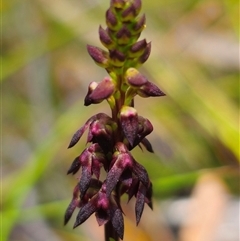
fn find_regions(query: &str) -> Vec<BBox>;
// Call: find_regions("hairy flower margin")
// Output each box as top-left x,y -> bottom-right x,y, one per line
64,0 -> 165,240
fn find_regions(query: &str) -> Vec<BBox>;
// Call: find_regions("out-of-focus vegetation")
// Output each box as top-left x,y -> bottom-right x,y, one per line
2,0 -> 239,241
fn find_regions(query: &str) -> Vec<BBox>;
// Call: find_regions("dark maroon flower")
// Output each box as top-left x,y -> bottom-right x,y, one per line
65,1 -> 165,240
73,182 -> 124,239
68,113 -> 114,148
84,77 -> 115,106
105,142 -> 150,197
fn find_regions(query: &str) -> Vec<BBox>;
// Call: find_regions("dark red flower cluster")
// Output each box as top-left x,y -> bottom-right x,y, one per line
64,1 -> 165,240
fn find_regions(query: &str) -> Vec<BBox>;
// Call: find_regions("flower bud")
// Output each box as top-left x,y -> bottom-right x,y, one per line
125,68 -> 148,87
87,45 -> 109,68
121,0 -> 142,22
133,14 -> 146,34
129,39 -> 147,58
110,0 -> 126,9
116,25 -> 132,45
106,8 -> 119,31
121,4 -> 136,22
110,49 -> 126,67
99,26 -> 114,49
138,41 -> 151,64
132,0 -> 142,16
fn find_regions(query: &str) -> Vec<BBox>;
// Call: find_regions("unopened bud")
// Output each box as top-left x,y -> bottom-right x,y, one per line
99,26 -> 114,49
125,68 -> 147,87
110,49 -> 126,67
87,45 -> 109,68
116,25 -> 132,45
106,8 -> 119,31
133,14 -> 146,34
110,0 -> 126,9
129,39 -> 147,58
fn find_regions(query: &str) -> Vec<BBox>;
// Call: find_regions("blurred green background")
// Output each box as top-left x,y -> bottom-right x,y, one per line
2,0 -> 239,241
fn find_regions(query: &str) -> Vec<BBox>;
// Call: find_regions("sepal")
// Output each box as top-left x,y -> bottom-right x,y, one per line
137,81 -> 166,97
120,106 -> 139,146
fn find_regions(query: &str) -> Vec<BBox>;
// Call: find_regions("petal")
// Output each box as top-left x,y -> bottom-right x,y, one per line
68,128 -> 85,148
140,138 -> 154,153
106,165 -> 124,197
68,116 -> 94,148
105,153 -> 129,196
127,178 -> 139,202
